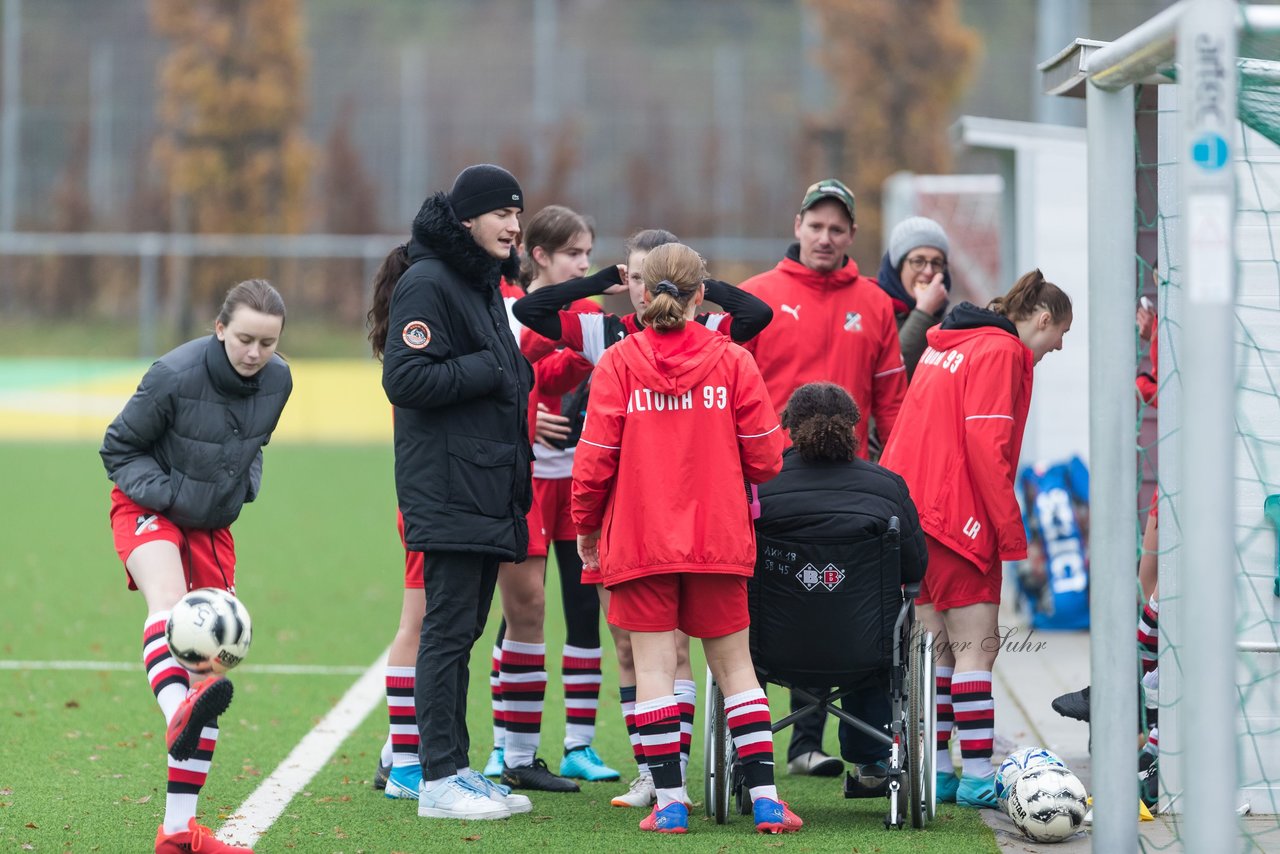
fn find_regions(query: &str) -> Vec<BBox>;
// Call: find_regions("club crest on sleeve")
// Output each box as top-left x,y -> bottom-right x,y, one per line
402,320 -> 432,350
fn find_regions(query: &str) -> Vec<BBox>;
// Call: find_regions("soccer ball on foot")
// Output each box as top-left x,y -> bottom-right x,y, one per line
1005,764 -> 1088,842
995,746 -> 1065,811
166,588 -> 253,674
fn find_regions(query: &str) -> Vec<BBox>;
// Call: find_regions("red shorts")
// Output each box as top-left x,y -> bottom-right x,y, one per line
607,572 -> 749,639
109,486 -> 237,593
533,476 -> 575,542
918,535 -> 1001,611
581,561 -> 603,586
524,487 -> 549,559
397,510 -> 424,590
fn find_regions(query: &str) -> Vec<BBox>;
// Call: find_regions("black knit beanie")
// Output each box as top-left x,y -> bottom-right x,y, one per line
449,164 -> 524,221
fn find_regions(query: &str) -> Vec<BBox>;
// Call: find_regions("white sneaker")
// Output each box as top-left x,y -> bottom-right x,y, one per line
417,775 -> 511,820
460,768 -> 533,814
611,773 -> 656,808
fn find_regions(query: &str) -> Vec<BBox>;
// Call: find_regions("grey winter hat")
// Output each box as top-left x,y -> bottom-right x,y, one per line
449,164 -> 524,221
889,216 -> 950,268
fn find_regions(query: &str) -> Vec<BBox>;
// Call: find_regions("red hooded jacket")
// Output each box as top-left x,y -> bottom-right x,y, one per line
571,322 -> 785,587
879,303 -> 1033,569
739,250 -> 906,458
1136,328 -> 1158,406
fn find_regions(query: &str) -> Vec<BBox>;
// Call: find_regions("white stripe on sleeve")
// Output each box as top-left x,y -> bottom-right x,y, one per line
738,424 -> 781,439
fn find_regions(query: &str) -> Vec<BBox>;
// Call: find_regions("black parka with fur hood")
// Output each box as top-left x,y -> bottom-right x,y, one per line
382,193 -> 534,560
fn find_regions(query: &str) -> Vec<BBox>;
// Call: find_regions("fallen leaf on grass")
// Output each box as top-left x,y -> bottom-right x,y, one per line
65,700 -> 80,709
461,835 -> 481,842
137,795 -> 151,804
25,822 -> 37,829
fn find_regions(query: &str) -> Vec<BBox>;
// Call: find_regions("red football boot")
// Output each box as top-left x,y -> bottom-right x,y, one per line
155,818 -> 253,853
166,676 -> 233,761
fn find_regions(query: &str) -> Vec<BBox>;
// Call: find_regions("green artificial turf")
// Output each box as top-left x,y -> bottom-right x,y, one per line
0,442 -> 997,853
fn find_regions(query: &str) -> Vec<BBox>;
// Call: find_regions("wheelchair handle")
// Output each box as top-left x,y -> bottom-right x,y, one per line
903,582 -> 921,600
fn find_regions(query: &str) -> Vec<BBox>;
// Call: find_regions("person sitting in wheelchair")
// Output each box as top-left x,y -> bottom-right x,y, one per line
753,382 -> 927,799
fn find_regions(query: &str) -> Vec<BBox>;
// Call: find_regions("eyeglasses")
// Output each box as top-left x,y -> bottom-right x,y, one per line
905,256 -> 947,273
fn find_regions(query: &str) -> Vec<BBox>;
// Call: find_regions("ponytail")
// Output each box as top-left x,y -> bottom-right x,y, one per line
639,243 -> 706,332
989,268 -> 1072,324
367,243 -> 411,361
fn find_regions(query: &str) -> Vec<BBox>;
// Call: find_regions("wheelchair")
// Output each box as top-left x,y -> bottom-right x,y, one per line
703,516 -> 936,829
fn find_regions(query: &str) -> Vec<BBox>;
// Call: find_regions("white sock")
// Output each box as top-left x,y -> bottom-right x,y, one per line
163,724 -> 217,834
500,640 -> 546,769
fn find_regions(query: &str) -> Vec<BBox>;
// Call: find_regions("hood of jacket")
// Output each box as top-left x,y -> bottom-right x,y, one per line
874,251 -> 952,315
617,322 -> 730,396
777,243 -> 862,291
927,300 -> 1022,350
408,192 -> 521,291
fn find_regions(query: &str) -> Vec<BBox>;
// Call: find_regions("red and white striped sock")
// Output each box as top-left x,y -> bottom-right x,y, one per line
935,666 -> 955,773
620,685 -> 647,774
725,688 -> 777,803
143,613 -> 189,723
674,678 -> 697,778
562,645 -> 602,751
490,645 -> 505,750
500,639 -> 546,769
1137,595 -> 1160,674
385,665 -> 418,768
164,722 -> 217,834
953,670 -> 995,778
636,696 -> 685,808
1145,726 -> 1159,755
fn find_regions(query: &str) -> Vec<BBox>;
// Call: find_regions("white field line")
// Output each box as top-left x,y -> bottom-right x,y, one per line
0,659 -> 371,676
217,647 -> 389,849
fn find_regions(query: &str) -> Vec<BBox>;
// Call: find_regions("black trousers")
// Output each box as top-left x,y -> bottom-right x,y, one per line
788,677 -> 892,765
416,550 -> 501,781
787,686 -> 829,761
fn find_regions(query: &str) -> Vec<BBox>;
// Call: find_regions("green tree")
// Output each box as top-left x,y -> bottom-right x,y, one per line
803,0 -> 979,264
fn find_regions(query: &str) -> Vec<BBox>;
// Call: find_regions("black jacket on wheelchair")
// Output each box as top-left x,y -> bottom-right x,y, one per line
751,447 -> 928,682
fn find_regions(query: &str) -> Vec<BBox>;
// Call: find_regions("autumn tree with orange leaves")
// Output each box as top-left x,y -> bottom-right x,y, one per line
150,0 -> 313,333
803,0 -> 979,264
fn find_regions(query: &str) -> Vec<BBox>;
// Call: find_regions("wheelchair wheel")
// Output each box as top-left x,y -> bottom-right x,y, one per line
922,628 -> 937,821
906,621 -> 926,829
734,752 -> 751,815
703,667 -> 733,824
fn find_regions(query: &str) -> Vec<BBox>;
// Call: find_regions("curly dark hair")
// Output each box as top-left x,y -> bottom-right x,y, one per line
781,382 -> 861,462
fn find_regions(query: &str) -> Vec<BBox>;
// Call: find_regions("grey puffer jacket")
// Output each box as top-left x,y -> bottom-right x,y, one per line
101,334 -> 292,529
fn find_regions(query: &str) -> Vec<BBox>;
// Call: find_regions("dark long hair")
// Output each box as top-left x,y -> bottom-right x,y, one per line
367,243 -> 411,361
781,382 -> 861,463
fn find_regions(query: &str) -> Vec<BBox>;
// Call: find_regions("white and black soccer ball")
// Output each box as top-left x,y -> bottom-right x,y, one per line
166,588 -> 253,674
996,746 -> 1065,811
1005,764 -> 1088,843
